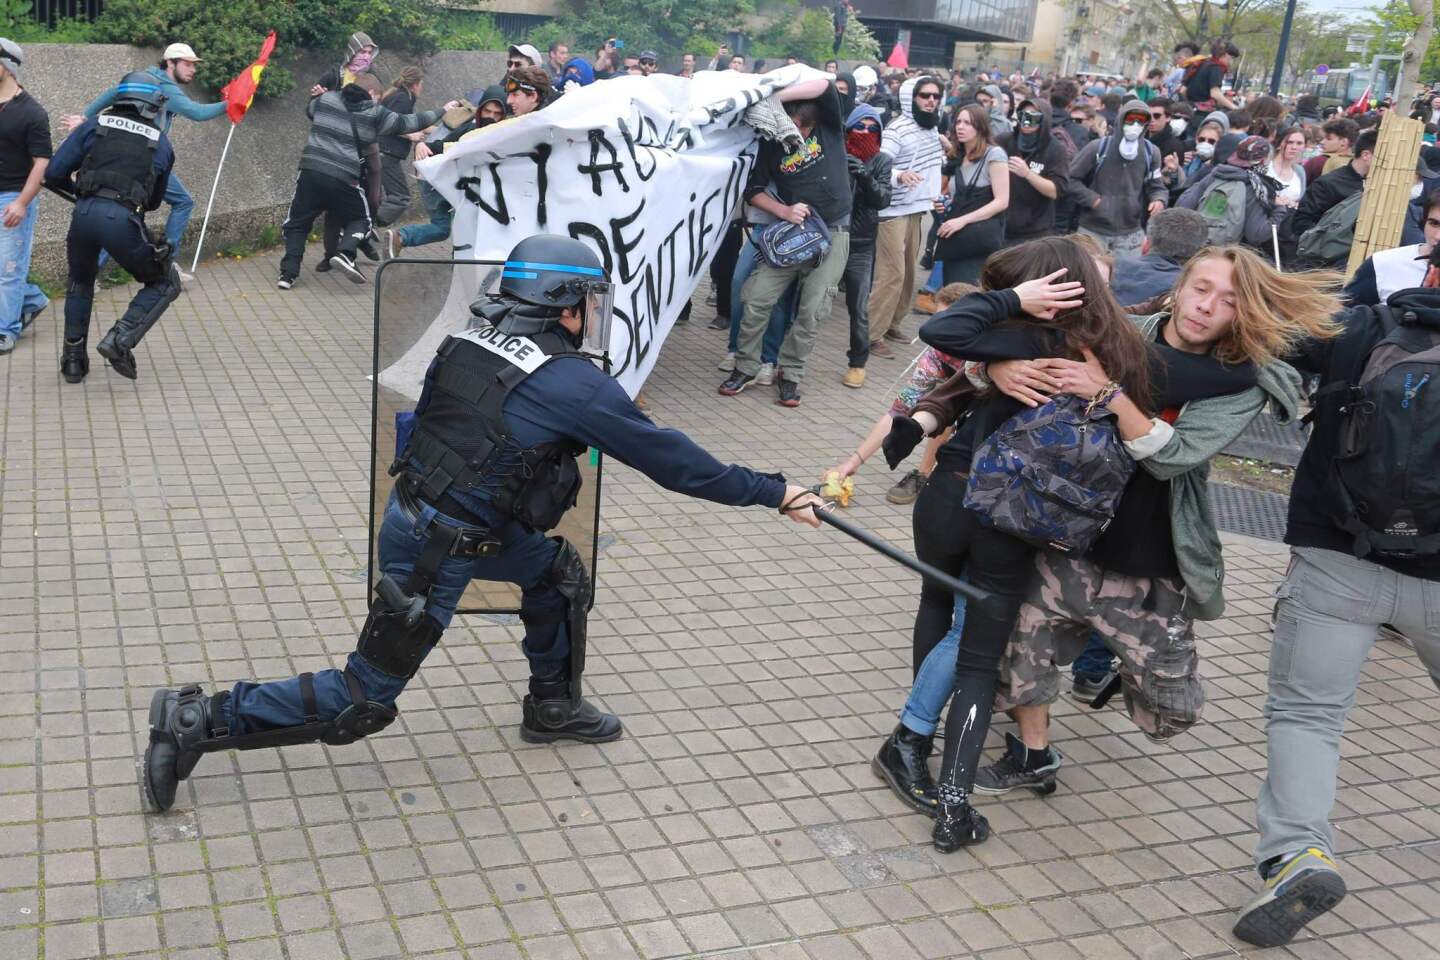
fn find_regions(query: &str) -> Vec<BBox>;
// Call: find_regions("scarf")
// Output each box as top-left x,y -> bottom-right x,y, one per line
846,129 -> 881,161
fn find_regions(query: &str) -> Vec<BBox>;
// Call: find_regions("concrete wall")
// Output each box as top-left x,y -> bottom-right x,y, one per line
24,44 -> 510,281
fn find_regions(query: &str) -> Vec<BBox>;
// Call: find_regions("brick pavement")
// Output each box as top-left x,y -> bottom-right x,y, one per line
1,249 -> 1438,960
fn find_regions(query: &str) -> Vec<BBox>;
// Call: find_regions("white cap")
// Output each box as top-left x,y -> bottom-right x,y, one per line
162,42 -> 202,63
853,65 -> 877,88
508,43 -> 542,66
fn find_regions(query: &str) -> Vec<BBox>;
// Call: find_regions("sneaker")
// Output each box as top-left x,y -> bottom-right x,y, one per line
755,362 -> 776,385
385,229 -> 404,259
314,258 -> 333,273
177,269 -> 195,282
717,351 -> 735,372
359,235 -> 381,262
276,274 -> 296,290
842,367 -> 866,388
973,733 -> 1063,797
329,253 -> 366,283
886,469 -> 927,505
708,314 -> 729,330
718,371 -> 754,396
914,292 -> 939,315
1234,848 -> 1346,948
776,379 -> 801,407
1071,671 -> 1117,705
19,301 -> 46,331
870,339 -> 895,359
0,332 -> 14,354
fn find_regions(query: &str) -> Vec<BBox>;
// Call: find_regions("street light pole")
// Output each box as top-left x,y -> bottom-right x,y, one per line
1269,0 -> 1299,96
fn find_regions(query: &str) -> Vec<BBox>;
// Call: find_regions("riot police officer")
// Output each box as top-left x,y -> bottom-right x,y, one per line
142,235 -> 824,812
45,72 -> 181,383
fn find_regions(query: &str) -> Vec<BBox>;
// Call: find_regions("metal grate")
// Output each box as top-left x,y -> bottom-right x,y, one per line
1221,412 -> 1307,467
1208,482 -> 1290,542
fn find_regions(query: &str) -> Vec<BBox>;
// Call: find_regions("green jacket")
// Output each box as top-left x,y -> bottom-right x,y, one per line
1133,312 -> 1304,620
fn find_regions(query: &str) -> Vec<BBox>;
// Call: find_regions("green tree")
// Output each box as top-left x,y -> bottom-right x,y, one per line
527,0 -> 753,63
749,1 -> 879,63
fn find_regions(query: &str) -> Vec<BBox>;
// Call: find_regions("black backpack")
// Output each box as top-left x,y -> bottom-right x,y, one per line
1311,303 -> 1440,559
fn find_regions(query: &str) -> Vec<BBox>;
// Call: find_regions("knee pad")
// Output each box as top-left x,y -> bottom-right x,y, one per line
356,594 -> 445,679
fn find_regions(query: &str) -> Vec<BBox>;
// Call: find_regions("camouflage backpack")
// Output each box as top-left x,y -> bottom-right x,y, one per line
963,393 -> 1137,554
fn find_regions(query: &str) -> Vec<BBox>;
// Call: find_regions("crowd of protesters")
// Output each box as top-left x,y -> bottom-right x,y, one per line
4,25 -> 1440,954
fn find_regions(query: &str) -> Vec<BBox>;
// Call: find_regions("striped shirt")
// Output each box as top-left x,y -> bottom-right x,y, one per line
300,91 -> 443,183
879,113 -> 944,217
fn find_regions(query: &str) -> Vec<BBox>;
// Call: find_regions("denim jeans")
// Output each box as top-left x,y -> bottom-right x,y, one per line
97,172 -> 193,269
900,592 -> 967,736
1071,633 -> 1116,681
397,181 -> 453,249
921,261 -> 943,295
222,491 -> 569,733
0,191 -> 47,337
727,235 -> 793,363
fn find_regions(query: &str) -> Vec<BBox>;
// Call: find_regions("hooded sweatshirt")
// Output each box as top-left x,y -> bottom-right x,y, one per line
878,78 -> 944,218
1000,98 -> 1070,239
1068,98 -> 1167,236
302,86 -> 444,183
1176,158 -> 1276,247
845,104 -> 893,250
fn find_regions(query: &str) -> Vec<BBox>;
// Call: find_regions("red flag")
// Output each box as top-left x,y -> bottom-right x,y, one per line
886,41 -> 908,70
221,31 -> 277,124
1346,83 -> 1372,116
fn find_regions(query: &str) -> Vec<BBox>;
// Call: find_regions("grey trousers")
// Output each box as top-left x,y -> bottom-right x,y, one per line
1256,546 -> 1440,872
735,229 -> 850,383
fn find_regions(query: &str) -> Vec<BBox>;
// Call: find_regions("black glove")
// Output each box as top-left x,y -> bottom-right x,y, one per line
846,153 -> 865,178
882,415 -> 925,470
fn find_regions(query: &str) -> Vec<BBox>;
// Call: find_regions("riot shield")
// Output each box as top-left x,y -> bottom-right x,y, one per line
369,255 -> 603,615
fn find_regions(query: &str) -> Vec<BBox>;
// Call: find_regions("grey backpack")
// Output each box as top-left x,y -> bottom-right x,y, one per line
1197,177 -> 1248,245
1296,189 -> 1363,268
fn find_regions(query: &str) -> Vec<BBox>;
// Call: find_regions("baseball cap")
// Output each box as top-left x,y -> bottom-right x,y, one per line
162,42 -> 202,62
508,43 -> 542,66
639,50 -> 658,62
0,38 -> 20,79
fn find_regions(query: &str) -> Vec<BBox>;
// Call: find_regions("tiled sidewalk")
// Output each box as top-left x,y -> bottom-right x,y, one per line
1,250 -> 1438,960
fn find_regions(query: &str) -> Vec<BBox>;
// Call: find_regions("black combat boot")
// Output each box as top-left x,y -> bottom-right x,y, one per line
872,724 -> 939,816
144,685 -> 220,812
521,672 -> 623,744
932,793 -> 991,853
96,325 -> 138,379
60,338 -> 89,383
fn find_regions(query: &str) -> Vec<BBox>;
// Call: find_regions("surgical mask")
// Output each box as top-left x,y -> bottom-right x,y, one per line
1195,141 -> 1215,159
1414,182 -> 1427,201
1122,122 -> 1144,142
1169,118 -> 1186,136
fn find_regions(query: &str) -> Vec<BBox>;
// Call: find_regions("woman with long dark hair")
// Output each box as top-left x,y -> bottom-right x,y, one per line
909,236 -> 1155,849
934,104 -> 1009,284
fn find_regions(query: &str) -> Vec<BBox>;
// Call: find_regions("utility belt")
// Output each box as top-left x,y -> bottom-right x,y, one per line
394,474 -> 504,559
78,187 -> 144,215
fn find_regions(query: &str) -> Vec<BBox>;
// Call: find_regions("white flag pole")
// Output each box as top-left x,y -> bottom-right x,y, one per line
1271,223 -> 1282,270
189,121 -> 237,274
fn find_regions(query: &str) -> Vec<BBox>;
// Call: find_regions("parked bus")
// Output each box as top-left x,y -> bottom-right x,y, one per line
1313,66 -> 1390,109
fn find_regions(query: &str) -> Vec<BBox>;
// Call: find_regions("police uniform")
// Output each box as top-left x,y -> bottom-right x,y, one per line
142,236 -> 793,812
46,73 -> 181,383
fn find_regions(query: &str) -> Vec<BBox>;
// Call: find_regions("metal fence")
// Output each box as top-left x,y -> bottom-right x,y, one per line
31,0 -> 104,26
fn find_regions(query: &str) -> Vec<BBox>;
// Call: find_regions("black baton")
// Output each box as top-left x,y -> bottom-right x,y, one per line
809,497 -> 995,606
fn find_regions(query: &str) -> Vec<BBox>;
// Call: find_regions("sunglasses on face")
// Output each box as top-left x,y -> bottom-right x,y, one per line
640,58 -> 656,65
855,122 -> 880,133
1019,112 -> 1043,126
506,59 -> 525,68
914,90 -> 941,101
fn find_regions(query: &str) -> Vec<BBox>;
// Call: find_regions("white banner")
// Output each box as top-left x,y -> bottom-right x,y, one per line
378,65 -> 826,400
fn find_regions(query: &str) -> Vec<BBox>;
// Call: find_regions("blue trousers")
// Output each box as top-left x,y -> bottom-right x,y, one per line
63,197 -> 175,341
0,191 -> 47,337
223,491 -> 571,733
727,235 -> 794,363
97,172 -> 192,269
1072,633 -> 1116,681
397,181 -> 453,249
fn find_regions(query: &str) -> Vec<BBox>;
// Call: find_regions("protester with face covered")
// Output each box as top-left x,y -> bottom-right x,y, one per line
1177,135 -> 1278,250
388,88 -> 506,257
312,32 -> 379,97
1067,98 -> 1168,256
866,76 -> 945,359
558,57 -> 595,94
838,103 -> 893,388
999,98 -> 1070,244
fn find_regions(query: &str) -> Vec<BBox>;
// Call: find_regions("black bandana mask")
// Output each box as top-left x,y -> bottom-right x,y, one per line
911,84 -> 942,129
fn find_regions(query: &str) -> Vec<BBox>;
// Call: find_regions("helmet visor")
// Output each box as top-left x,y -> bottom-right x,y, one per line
578,281 -> 614,360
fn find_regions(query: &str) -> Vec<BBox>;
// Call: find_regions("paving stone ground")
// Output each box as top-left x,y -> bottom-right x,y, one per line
2,247 -> 1439,960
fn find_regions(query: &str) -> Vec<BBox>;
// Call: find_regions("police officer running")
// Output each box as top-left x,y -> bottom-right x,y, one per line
46,73 -> 179,383
142,236 -> 825,812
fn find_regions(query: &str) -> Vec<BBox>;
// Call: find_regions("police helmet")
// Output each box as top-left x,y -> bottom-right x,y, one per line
500,235 -> 607,309
113,72 -> 169,121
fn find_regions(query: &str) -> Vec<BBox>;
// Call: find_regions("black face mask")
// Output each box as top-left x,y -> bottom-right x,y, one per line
911,87 -> 941,128
1017,130 -> 1039,152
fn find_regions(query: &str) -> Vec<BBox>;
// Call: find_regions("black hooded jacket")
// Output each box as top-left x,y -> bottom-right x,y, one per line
1000,99 -> 1071,240
1284,287 -> 1440,579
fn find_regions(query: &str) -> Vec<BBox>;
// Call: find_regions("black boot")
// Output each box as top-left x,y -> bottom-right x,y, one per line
60,337 -> 89,383
932,796 -> 991,853
96,325 -> 138,380
520,673 -> 622,744
872,724 -> 939,816
144,685 -> 219,812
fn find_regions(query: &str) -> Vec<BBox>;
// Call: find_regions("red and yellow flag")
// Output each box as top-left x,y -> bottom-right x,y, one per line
221,31 -> 277,124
